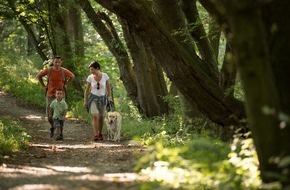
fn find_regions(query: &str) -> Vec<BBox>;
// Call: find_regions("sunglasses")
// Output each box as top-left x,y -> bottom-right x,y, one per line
97,82 -> 100,90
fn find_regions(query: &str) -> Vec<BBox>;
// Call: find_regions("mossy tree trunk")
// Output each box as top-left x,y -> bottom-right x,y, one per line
122,24 -> 169,116
201,0 -> 290,185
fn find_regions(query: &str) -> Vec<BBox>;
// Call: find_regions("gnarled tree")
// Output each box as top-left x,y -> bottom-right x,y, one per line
97,0 -> 290,186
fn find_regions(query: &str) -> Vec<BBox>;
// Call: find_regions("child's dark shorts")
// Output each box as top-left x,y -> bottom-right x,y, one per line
53,119 -> 64,128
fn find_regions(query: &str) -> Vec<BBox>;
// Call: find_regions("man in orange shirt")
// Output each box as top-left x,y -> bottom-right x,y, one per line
37,56 -> 75,138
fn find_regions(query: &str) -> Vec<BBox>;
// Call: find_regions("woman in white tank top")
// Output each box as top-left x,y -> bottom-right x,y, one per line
83,61 -> 112,141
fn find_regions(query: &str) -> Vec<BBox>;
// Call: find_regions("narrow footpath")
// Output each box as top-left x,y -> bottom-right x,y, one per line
0,91 -> 145,190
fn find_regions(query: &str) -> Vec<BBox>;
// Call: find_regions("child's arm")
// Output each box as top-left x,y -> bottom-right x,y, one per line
49,107 -> 54,121
63,110 -> 67,121
62,101 -> 68,121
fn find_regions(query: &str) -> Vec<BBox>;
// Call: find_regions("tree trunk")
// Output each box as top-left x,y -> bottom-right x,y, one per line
262,1 -> 290,185
7,0 -> 47,60
199,0 -> 290,186
76,0 -> 138,103
96,0 -> 245,127
78,0 -> 170,117
122,21 -> 169,117
208,17 -> 221,58
220,43 -> 237,98
27,33 -> 34,55
181,0 -> 219,82
57,11 -> 73,58
18,18 -> 47,61
153,0 -> 207,121
48,1 -> 83,96
69,6 -> 85,57
223,0 -> 290,185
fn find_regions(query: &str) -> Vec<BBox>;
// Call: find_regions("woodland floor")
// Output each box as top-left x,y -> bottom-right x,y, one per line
0,91 -> 147,190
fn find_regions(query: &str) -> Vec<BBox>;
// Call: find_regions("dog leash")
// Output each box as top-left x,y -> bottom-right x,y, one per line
106,98 -> 115,112
106,86 -> 115,112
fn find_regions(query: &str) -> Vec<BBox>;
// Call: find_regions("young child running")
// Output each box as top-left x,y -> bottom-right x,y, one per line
49,89 -> 68,140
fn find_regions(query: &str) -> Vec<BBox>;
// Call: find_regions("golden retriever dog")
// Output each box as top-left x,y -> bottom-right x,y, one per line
105,111 -> 122,142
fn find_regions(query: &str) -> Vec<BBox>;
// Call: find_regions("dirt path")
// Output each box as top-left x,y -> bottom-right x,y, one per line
0,92 -> 145,190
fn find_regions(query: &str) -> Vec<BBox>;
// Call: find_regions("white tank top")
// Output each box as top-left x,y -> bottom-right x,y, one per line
86,73 -> 109,96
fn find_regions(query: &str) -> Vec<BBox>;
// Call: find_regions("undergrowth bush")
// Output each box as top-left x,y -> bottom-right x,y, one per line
135,129 -> 262,190
0,56 -> 44,107
0,118 -> 31,159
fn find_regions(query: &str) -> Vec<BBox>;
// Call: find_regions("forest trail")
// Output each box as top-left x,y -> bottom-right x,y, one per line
0,91 -> 145,190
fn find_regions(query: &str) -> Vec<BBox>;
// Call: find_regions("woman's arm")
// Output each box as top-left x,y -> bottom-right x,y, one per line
106,80 -> 112,101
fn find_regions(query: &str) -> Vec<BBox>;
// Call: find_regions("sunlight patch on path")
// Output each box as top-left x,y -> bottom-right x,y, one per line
23,114 -> 43,120
0,164 -> 58,176
31,142 -> 125,150
31,143 -> 96,150
9,184 -> 66,190
1,163 -> 142,181
29,142 -> 132,154
94,142 -> 123,148
45,165 -> 92,173
69,172 -> 140,182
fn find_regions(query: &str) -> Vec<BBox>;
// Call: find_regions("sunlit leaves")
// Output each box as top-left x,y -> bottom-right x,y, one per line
137,130 -> 261,189
278,156 -> 290,168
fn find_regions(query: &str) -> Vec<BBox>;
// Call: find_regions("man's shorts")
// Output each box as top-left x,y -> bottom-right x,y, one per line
53,119 -> 64,128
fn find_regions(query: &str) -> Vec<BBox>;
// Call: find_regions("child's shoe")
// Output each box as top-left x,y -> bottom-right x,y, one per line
50,127 -> 55,138
56,134 -> 63,141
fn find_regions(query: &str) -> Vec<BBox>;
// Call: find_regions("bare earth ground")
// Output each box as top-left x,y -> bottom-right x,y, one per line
0,91 -> 146,190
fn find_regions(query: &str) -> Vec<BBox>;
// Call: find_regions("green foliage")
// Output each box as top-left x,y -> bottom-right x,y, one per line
0,55 -> 45,107
69,100 -> 91,122
135,129 -> 262,190
0,118 -> 31,158
234,81 -> 245,101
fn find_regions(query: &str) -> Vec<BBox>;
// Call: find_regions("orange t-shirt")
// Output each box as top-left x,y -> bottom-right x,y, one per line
39,67 -> 74,98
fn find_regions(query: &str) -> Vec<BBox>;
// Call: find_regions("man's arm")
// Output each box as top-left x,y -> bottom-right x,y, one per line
64,69 -> 75,86
65,75 -> 75,86
37,71 -> 46,89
